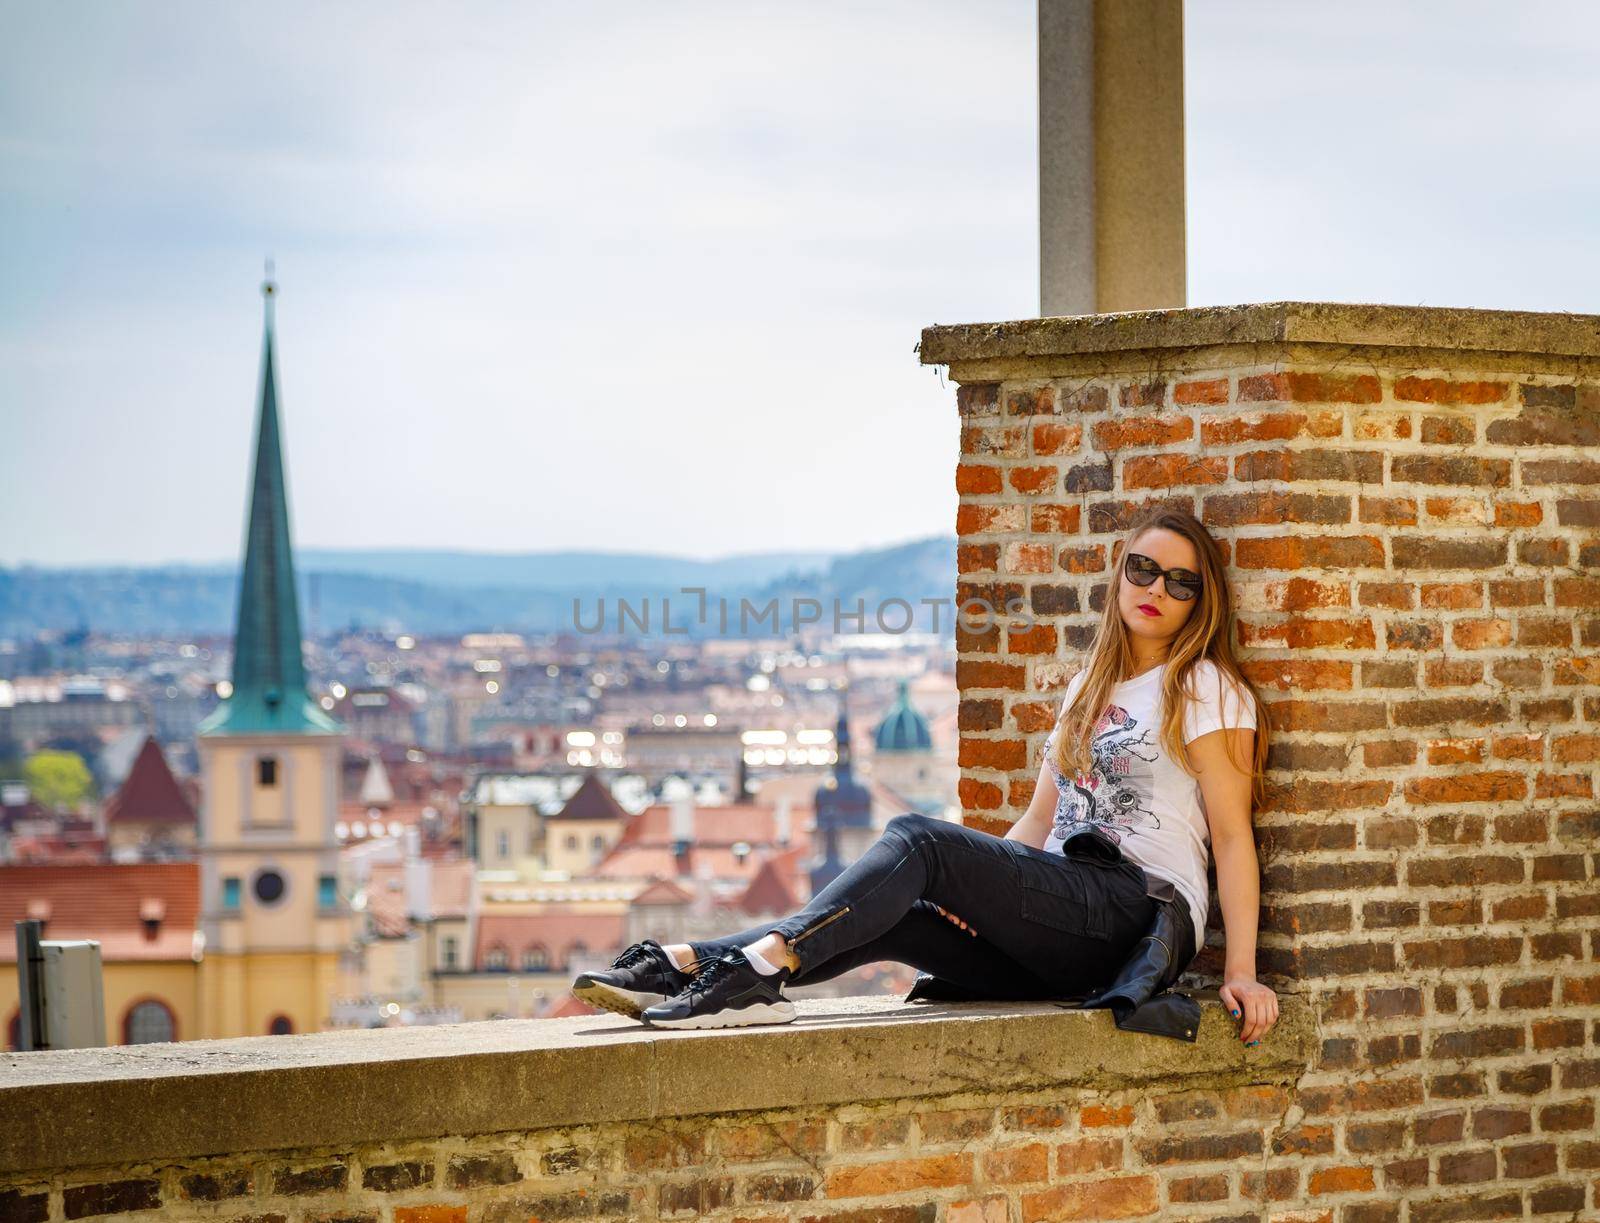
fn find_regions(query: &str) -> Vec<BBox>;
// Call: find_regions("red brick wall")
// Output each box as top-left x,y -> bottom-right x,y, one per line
952,353 -> 1600,1218
3,1080 -> 1504,1221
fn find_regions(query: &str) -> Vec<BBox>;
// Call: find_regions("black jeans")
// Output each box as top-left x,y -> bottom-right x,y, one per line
686,812 -> 1157,999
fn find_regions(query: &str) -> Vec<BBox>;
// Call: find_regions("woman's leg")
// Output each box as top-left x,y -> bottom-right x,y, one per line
687,899 -> 1058,994
694,812 -> 1152,994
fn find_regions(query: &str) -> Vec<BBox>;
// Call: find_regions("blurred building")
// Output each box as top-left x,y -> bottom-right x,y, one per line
103,734 -> 198,861
0,862 -> 201,1046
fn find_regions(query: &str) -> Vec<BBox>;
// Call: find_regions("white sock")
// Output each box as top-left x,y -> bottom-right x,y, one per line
739,943 -> 784,976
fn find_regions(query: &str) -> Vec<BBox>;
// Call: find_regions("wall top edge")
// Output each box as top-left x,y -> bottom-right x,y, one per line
918,301 -> 1600,367
0,995 -> 1312,1176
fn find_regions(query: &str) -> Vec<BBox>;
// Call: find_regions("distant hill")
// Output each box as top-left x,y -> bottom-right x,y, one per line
0,537 -> 958,639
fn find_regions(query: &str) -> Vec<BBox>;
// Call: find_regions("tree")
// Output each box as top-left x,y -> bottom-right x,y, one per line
23,750 -> 95,810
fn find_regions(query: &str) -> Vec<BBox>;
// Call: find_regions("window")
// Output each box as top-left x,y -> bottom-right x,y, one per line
443,936 -> 458,969
565,834 -> 578,850
495,830 -> 509,859
566,941 -> 587,968
257,757 -> 278,787
267,1014 -> 294,1035
484,943 -> 509,971
521,945 -> 549,971
318,875 -> 338,908
221,877 -> 241,911
252,869 -> 286,906
591,834 -> 604,852
124,999 -> 176,1044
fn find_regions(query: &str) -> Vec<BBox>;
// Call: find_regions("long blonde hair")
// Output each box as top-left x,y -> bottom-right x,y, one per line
1048,504 -> 1270,813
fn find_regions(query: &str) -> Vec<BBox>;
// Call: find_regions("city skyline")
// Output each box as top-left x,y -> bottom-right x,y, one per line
5,1 -> 1600,568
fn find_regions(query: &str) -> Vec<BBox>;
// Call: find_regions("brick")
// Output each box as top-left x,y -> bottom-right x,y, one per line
980,1142 -> 1048,1184
540,1146 -> 604,1176
1307,1165 -> 1375,1194
742,1172 -> 816,1203
1135,1131 -> 1262,1164
1407,1192 -> 1522,1223
659,1176 -> 735,1214
1020,1176 -> 1159,1219
1118,380 -> 1166,407
799,1207 -> 934,1223
713,1120 -> 826,1161
1055,1135 -> 1124,1174
395,1210 -> 467,1223
916,1107 -> 994,1144
1167,1172 -> 1230,1202
956,382 -> 999,415
1005,384 -> 1056,416
1272,1125 -> 1335,1157
479,1190 -> 633,1222
445,1152 -> 522,1189
1152,1091 -> 1220,1122
1530,1184 -> 1586,1214
1501,1141 -> 1557,1179
823,1152 -> 972,1199
0,1188 -> 48,1223
177,1169 -> 250,1200
945,1197 -> 1008,1223
1394,376 -> 1506,404
1437,1149 -> 1497,1184
273,1162 -> 348,1195
1537,1098 -> 1594,1130
1001,1104 -> 1068,1130
362,1161 -> 432,1192
63,1179 -> 161,1218
1240,1164 -> 1301,1200
1175,377 -> 1229,405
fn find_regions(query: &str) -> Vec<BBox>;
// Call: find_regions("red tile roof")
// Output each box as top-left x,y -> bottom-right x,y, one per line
735,854 -> 801,916
548,773 -> 629,822
632,877 -> 694,905
0,863 -> 199,962
613,801 -> 813,850
363,858 -> 476,934
104,736 -> 195,827
473,909 -> 626,972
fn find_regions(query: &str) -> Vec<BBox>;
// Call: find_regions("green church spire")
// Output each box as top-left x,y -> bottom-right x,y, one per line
198,268 -> 340,737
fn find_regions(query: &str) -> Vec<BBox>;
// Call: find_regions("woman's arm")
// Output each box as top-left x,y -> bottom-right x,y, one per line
1003,756 -> 1060,851
1190,725 -> 1278,1044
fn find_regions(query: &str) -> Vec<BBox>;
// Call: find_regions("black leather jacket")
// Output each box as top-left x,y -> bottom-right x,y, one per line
904,829 -> 1204,1042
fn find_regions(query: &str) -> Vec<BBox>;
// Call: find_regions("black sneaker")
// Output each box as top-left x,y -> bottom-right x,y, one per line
640,946 -> 796,1029
571,939 -> 696,1019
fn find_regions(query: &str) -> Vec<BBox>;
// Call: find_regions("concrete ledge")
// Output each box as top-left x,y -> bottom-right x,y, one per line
0,995 -> 1313,1176
919,300 -> 1600,365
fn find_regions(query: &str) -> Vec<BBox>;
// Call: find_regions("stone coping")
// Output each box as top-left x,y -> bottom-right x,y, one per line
919,300 -> 1600,365
0,994 -> 1312,1177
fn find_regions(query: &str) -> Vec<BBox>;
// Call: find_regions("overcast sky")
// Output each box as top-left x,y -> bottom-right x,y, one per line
3,1 -> 1597,568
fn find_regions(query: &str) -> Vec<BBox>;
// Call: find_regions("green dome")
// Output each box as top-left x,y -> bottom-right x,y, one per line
874,679 -> 932,753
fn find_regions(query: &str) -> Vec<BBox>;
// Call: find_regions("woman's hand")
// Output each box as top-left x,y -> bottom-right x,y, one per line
930,903 -> 977,937
1220,976 -> 1278,1045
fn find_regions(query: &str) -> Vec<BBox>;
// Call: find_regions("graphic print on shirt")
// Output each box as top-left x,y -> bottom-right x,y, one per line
1047,702 -> 1161,845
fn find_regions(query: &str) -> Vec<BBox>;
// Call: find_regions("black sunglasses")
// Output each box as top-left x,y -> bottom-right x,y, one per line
1123,551 -> 1202,601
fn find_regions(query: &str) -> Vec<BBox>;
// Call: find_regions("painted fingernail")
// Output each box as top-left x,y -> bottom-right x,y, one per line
1231,1009 -> 1239,1017
1246,1040 -> 1259,1047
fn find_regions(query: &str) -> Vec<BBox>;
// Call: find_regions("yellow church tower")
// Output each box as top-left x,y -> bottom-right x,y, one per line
195,270 -> 347,1037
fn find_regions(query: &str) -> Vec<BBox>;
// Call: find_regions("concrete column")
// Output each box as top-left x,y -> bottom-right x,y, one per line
1039,0 -> 1186,316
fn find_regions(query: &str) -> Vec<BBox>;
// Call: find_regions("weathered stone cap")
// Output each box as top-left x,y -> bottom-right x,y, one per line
0,995 -> 1311,1176
919,301 -> 1600,365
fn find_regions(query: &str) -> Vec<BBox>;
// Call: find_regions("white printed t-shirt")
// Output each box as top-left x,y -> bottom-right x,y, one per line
1040,658 -> 1258,955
